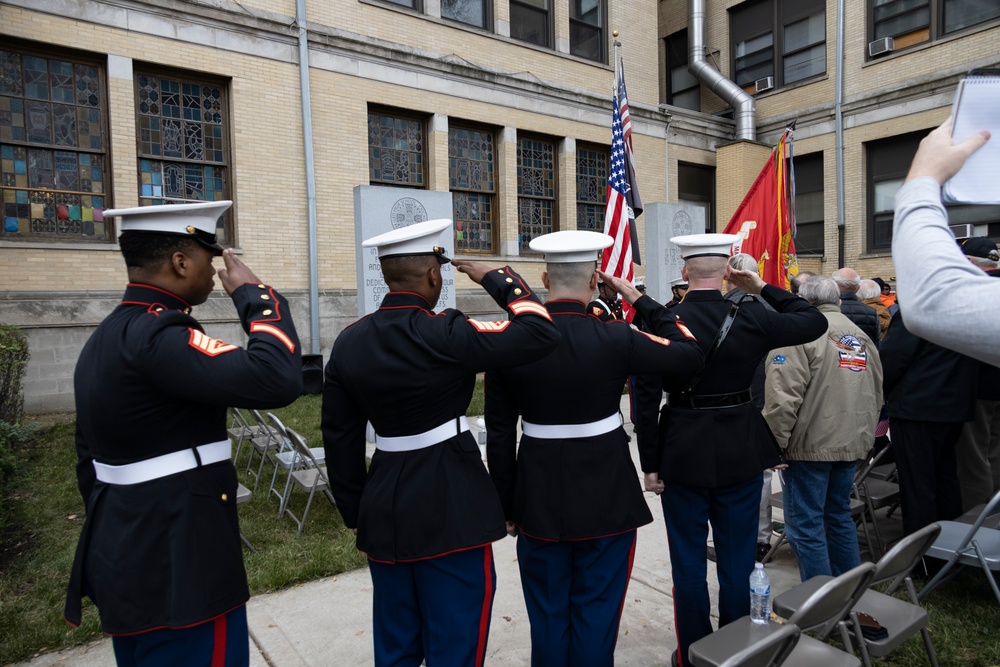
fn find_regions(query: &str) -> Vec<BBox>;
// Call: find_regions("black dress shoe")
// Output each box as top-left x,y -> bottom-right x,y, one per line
756,541 -> 771,562
672,650 -> 680,667
707,546 -> 717,562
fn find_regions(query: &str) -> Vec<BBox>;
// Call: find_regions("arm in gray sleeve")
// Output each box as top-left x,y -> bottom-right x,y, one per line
891,177 -> 1000,367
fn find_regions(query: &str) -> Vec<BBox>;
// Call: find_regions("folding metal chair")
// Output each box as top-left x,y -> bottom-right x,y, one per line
852,447 -> 900,559
689,563 -> 876,667
236,482 -> 255,552
715,622 -> 801,667
245,409 -> 281,491
282,428 -> 337,537
228,408 -> 264,465
265,412 -> 325,516
773,523 -> 942,667
919,488 -> 1000,605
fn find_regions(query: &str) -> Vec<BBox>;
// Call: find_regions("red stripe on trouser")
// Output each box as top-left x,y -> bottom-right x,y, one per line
613,532 -> 638,650
475,546 -> 494,667
672,585 -> 683,667
211,613 -> 227,667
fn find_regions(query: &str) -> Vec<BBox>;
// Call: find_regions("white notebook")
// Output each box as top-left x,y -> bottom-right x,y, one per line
943,70 -> 1000,205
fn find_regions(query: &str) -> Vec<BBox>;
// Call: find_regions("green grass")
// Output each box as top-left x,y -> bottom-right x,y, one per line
6,381 -> 997,665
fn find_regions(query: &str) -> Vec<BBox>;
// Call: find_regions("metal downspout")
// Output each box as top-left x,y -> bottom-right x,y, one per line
688,0 -> 756,140
835,0 -> 845,268
296,0 -> 320,355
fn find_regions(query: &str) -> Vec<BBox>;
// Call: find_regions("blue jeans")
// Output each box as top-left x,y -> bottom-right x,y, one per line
783,460 -> 861,582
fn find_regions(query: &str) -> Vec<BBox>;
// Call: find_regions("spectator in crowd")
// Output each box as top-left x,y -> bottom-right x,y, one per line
789,271 -> 816,295
881,300 -> 979,536
858,279 -> 891,340
873,277 -> 896,309
954,237 -> 1000,512
891,118 -> 997,366
763,277 -> 882,581
832,268 -> 880,345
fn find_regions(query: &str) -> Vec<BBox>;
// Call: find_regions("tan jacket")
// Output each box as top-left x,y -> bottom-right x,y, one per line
763,304 -> 884,462
863,297 -> 891,339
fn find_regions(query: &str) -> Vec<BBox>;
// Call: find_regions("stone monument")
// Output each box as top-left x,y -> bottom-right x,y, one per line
643,202 -> 705,302
353,186 -> 456,317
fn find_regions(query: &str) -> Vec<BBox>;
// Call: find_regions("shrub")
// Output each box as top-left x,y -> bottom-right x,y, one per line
0,325 -> 29,426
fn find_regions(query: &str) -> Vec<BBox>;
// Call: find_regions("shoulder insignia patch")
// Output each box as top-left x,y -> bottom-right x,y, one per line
189,329 -> 239,356
638,331 -> 672,347
676,322 -> 696,340
771,355 -> 786,364
250,322 -> 297,353
592,306 -> 603,317
509,300 -> 551,320
468,319 -> 512,333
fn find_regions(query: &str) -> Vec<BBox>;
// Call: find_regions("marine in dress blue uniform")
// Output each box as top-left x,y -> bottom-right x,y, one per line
634,234 -> 826,667
65,201 -> 303,666
486,231 -> 704,667
321,219 -> 560,667
588,278 -> 623,322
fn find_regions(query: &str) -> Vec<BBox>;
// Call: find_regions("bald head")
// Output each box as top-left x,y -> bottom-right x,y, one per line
832,268 -> 861,293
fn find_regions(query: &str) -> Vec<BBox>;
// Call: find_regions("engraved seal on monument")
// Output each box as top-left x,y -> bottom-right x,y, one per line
390,198 -> 429,230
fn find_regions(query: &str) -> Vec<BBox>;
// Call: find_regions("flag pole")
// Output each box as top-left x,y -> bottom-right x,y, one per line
612,30 -> 620,92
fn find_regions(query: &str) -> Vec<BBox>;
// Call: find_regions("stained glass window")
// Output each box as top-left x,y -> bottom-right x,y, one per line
135,70 -> 231,245
449,124 -> 495,254
1,45 -> 108,241
516,136 -> 557,254
576,145 -> 608,232
368,109 -> 426,188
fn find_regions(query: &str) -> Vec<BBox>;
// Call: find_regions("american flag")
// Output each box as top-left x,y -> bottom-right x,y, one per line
601,62 -> 643,321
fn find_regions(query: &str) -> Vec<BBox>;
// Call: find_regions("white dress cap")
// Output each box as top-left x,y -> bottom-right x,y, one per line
362,218 -> 452,262
529,230 -> 614,263
670,233 -> 740,260
105,200 -> 232,252
670,277 -> 689,288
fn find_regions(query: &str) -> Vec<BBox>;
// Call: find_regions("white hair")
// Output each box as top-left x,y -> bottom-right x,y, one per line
857,279 -> 881,301
799,277 -> 840,306
969,255 -> 1000,270
728,253 -> 759,274
832,268 -> 860,292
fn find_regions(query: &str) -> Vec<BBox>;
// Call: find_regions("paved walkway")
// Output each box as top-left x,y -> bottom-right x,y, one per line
14,397 -> 809,666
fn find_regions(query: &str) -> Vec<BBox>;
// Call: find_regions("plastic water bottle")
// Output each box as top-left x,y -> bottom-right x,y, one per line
750,562 -> 771,624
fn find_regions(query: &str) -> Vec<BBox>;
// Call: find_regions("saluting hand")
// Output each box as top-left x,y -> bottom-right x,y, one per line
597,270 -> 643,305
217,248 -> 262,296
451,259 -> 492,285
726,268 -> 766,295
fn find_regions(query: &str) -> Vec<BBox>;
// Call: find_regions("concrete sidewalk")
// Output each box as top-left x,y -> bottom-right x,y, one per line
14,398 -> 805,666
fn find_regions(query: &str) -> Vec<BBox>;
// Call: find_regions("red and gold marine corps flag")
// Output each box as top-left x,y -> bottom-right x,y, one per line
723,126 -> 799,290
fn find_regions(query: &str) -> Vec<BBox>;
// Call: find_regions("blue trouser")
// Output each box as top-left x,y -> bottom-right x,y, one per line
783,460 -> 861,581
368,545 -> 496,667
516,531 -> 637,667
662,476 -> 760,667
111,605 -> 249,667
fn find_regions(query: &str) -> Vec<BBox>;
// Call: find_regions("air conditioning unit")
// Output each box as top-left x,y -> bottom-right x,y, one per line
868,36 -> 894,58
754,76 -> 774,93
949,224 -> 974,239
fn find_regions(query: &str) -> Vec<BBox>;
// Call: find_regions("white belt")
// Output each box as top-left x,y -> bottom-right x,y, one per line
521,413 -> 622,439
375,417 -> 470,452
93,440 -> 231,485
